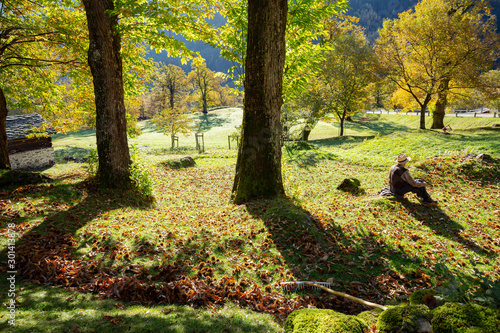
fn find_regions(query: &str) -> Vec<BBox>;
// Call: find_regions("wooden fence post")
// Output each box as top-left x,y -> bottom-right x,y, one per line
171,135 -> 179,149
195,133 -> 204,153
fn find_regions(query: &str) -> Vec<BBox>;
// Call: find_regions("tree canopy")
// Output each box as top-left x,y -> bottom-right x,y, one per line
319,18 -> 375,136
375,0 -> 499,130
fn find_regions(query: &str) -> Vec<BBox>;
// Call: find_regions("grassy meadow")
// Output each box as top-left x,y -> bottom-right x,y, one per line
1,109 -> 500,332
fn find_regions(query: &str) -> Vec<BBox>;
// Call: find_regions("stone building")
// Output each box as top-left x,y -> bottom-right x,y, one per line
6,114 -> 57,170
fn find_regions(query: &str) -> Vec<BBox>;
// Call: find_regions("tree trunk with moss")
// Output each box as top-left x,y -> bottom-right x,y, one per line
83,0 -> 131,188
0,88 -> 10,170
231,0 -> 287,204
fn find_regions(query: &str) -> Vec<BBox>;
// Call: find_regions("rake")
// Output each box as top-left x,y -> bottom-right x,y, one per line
281,281 -> 388,311
281,281 -> 333,291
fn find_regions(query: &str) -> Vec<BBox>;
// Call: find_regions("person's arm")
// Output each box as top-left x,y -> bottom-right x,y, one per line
402,170 -> 425,187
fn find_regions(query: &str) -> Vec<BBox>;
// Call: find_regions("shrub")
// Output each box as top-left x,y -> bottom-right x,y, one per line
129,144 -> 155,203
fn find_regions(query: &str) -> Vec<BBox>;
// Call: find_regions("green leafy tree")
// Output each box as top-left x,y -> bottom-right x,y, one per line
188,58 -> 217,114
283,77 -> 328,141
0,0 -> 155,173
214,0 -> 349,96
80,0 -> 216,187
82,0 -> 131,188
153,106 -> 192,148
320,19 -> 375,136
217,0 -> 348,203
0,0 -> 83,169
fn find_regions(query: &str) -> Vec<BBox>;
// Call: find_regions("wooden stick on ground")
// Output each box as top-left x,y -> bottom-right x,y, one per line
304,282 -> 388,311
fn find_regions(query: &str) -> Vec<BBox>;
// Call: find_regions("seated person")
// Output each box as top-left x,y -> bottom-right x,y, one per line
389,154 -> 437,204
442,125 -> 452,135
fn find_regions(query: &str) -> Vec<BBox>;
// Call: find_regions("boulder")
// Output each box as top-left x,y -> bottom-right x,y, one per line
431,302 -> 500,333
285,308 -> 368,333
376,304 -> 432,333
164,156 -> 196,169
337,178 -> 365,195
180,156 -> 196,167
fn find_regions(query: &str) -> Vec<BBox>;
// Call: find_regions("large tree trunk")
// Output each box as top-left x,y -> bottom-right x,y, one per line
0,88 -> 11,170
83,0 -> 131,188
231,0 -> 287,204
419,93 -> 432,130
202,93 -> 208,114
431,80 -> 449,129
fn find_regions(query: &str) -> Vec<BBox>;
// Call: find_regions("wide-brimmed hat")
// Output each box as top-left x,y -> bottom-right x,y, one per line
394,154 -> 411,164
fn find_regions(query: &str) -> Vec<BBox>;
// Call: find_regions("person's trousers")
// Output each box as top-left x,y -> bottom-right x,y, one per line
391,183 -> 430,200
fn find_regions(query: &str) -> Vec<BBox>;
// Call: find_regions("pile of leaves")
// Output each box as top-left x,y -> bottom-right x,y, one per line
15,224 -> 373,322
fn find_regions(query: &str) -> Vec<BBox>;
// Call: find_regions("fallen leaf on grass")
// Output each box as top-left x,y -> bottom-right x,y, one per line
103,315 -> 123,325
115,303 -> 126,310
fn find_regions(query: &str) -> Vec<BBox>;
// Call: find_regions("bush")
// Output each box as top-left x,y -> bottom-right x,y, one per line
129,144 -> 155,203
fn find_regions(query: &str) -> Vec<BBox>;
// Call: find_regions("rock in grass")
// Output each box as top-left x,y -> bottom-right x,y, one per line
431,302 -> 500,333
376,304 -> 432,333
180,156 -> 196,167
337,178 -> 365,195
284,308 -> 368,333
163,156 -> 196,169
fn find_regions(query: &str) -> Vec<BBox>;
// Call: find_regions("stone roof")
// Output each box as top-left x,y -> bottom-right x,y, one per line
6,113 -> 57,140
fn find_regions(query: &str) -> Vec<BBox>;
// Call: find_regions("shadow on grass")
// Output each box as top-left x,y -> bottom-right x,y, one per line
346,118 -> 414,135
0,179 -> 282,332
54,146 -> 92,162
242,197 -> 433,312
311,135 -> 375,149
437,130 -> 500,155
283,143 -> 338,168
193,113 -> 233,132
399,199 -> 497,258
242,193 -> 500,312
0,276 -> 279,333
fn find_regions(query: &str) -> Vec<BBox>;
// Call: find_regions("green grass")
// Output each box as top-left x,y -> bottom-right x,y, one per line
1,111 -> 500,332
0,278 -> 282,332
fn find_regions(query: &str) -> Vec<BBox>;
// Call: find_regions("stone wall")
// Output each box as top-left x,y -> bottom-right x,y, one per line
10,147 -> 56,170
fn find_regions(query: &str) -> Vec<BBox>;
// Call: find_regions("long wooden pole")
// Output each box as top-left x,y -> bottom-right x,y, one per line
305,282 -> 388,311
